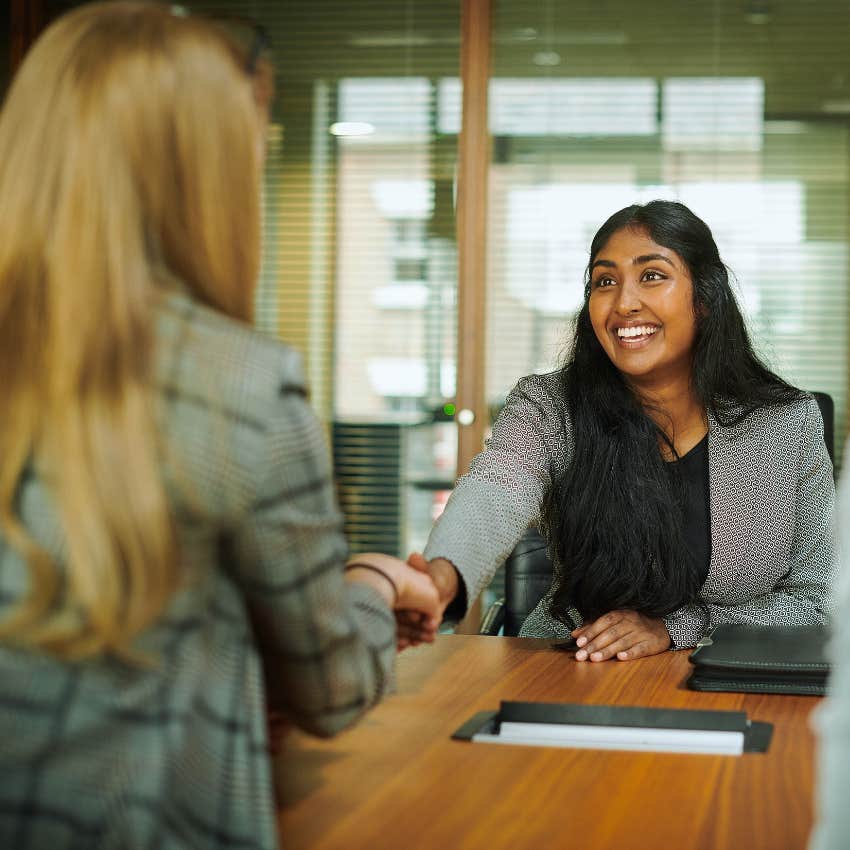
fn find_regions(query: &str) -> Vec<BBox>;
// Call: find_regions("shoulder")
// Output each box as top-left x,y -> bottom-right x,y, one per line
493,370 -> 570,438
505,371 -> 567,417
712,394 -> 820,442
154,291 -> 306,426
153,293 -> 324,519
512,370 -> 564,399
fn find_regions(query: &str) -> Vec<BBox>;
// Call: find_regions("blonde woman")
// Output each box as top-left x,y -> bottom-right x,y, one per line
0,4 -> 439,848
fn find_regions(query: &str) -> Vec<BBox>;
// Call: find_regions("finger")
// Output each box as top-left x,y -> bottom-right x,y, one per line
395,618 -> 437,644
395,610 -> 422,630
573,612 -> 625,650
616,639 -> 662,661
575,623 -> 634,661
585,633 -> 641,662
406,552 -> 429,571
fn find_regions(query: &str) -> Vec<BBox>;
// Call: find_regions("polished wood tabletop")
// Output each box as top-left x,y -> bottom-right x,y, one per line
275,634 -> 821,850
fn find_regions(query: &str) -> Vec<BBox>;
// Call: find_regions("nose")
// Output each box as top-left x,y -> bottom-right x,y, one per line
615,279 -> 641,315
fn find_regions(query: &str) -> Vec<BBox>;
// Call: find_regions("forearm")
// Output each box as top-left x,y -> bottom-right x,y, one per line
663,602 -> 710,649
665,588 -> 829,650
258,579 -> 396,737
425,479 -> 543,616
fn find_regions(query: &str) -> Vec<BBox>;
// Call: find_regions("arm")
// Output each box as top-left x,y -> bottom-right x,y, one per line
811,453 -> 850,850
226,389 -> 428,738
422,375 -> 563,620
664,398 -> 836,649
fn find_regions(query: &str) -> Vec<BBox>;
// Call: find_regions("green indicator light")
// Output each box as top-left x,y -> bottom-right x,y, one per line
443,403 -> 456,417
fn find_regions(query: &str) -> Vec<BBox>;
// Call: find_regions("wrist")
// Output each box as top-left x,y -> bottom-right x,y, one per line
429,558 -> 459,604
344,561 -> 399,607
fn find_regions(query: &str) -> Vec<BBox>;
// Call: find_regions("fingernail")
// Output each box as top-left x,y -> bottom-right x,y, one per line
590,652 -> 602,661
576,636 -> 587,647
575,649 -> 587,661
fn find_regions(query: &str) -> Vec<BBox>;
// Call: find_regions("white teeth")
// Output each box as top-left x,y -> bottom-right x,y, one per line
617,325 -> 658,339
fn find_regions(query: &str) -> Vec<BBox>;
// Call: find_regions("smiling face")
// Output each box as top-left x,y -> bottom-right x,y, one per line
588,226 -> 699,389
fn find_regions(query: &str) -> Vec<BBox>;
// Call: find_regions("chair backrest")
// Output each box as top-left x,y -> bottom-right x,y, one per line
500,390 -> 835,637
502,526 -> 553,637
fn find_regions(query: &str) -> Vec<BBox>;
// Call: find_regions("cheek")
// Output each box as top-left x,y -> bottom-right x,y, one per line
670,308 -> 699,352
588,300 -> 608,346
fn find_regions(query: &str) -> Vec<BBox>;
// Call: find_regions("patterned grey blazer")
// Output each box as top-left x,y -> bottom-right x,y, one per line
0,292 -> 396,850
424,371 -> 836,648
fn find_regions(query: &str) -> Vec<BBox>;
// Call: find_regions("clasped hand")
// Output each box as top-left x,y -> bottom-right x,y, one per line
394,553 -> 456,650
344,552 -> 443,650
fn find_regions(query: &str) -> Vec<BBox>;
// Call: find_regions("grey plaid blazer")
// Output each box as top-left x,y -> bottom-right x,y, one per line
424,371 -> 836,647
0,292 -> 396,850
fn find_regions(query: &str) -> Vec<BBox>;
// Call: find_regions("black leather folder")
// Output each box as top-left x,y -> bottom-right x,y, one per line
687,624 -> 830,696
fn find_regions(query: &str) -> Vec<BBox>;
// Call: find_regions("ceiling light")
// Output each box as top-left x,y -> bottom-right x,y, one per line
533,51 -> 561,66
821,100 -> 850,115
329,122 -> 375,137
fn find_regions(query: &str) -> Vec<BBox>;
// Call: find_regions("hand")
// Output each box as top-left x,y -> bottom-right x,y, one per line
571,610 -> 671,662
395,554 -> 459,651
345,554 -> 442,648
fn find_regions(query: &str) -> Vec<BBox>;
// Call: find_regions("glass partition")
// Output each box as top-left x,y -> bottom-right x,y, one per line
487,0 -> 849,473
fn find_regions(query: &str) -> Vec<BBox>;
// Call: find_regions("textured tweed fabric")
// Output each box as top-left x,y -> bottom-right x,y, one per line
424,371 -> 836,648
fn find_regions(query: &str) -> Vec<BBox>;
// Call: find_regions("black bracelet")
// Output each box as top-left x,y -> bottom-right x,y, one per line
344,562 -> 399,604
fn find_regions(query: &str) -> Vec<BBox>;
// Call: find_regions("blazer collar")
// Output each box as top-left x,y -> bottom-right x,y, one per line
707,400 -> 757,443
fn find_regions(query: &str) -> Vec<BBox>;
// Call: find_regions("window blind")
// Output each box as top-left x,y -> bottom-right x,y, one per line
189,0 -> 462,556
488,0 -> 849,472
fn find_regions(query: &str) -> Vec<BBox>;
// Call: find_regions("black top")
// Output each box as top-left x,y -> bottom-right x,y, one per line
667,434 -> 711,586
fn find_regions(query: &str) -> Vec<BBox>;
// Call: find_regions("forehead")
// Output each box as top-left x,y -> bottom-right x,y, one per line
594,226 -> 687,271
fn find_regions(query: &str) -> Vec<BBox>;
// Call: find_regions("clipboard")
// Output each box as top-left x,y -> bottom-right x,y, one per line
452,700 -> 773,755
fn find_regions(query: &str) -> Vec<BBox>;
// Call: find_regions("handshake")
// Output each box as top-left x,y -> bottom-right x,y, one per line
344,553 -> 460,651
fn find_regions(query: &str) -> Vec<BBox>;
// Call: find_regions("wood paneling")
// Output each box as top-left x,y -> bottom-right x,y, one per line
455,0 -> 491,478
10,0 -> 46,73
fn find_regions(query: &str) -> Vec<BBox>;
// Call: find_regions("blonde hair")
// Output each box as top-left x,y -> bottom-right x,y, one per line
0,2 -> 264,658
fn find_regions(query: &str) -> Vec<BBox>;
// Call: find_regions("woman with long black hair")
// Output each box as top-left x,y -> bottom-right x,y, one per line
404,199 -> 835,659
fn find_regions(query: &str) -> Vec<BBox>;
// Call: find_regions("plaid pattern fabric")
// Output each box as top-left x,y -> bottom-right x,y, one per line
0,292 -> 396,850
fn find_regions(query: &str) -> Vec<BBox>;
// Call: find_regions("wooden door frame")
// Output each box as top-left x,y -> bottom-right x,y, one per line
454,0 -> 491,632
10,0 -> 47,74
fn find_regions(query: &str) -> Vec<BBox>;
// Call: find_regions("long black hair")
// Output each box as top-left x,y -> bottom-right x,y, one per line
543,200 -> 802,625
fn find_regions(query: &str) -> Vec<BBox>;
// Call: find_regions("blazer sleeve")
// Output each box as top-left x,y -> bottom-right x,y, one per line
664,397 -> 836,649
225,386 -> 396,738
424,374 -> 562,617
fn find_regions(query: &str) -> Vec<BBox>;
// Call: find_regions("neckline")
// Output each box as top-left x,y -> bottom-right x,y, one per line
666,432 -> 708,465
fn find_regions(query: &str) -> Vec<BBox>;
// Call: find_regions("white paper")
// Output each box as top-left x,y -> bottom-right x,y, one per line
473,721 -> 744,755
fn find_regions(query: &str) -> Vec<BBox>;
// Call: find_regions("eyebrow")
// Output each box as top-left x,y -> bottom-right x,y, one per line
591,253 -> 675,271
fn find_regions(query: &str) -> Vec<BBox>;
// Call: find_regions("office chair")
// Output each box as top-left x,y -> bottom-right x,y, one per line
479,391 -> 836,637
479,525 -> 550,636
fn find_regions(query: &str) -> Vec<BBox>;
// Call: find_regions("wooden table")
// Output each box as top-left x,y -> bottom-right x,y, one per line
275,635 -> 821,850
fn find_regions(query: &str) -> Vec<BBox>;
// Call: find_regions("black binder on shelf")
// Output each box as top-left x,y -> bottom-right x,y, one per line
452,700 -> 772,755
687,624 -> 830,696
